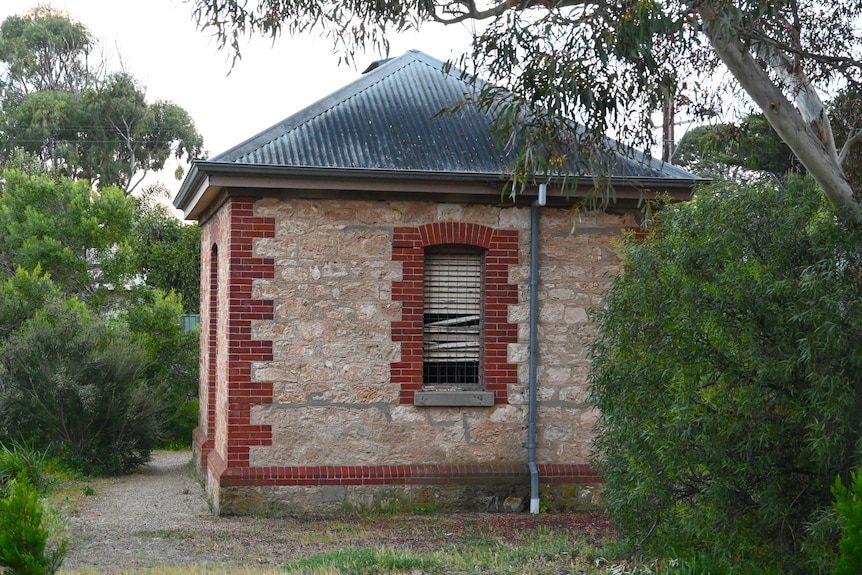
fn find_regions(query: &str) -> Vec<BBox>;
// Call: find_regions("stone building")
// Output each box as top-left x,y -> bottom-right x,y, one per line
173,50 -> 700,514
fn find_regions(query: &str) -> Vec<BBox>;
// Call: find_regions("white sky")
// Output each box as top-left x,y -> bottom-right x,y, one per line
1,0 -> 477,202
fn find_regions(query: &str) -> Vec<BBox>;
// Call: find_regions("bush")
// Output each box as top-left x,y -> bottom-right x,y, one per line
133,195 -> 202,313
124,289 -> 199,447
0,441 -> 49,494
833,469 -> 862,575
589,176 -> 862,573
0,299 -> 166,475
0,266 -> 60,340
0,477 -> 66,575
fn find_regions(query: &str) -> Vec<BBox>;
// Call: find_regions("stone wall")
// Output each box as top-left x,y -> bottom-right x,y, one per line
196,195 -> 635,513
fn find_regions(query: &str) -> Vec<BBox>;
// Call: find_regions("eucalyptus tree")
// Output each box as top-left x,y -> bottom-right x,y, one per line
74,72 -> 203,193
0,7 -> 204,193
191,0 -> 862,223
831,84 -> 862,190
674,112 -> 802,180
675,81 -> 862,187
0,5 -> 97,101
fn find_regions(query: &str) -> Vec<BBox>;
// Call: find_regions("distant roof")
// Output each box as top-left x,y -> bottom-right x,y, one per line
175,50 -> 703,218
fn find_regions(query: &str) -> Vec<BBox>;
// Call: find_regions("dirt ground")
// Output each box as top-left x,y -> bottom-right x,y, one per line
59,451 -> 610,573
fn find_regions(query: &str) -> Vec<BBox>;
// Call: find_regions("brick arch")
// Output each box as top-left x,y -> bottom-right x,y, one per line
391,223 -> 519,405
416,222 -> 496,249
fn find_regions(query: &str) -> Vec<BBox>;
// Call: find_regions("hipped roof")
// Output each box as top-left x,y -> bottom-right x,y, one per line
174,50 -> 703,219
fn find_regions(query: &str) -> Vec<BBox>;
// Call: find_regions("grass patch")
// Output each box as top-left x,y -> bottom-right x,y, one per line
0,440 -> 51,491
284,548 -> 436,575
48,510 -> 702,575
159,439 -> 193,451
282,523 -> 593,575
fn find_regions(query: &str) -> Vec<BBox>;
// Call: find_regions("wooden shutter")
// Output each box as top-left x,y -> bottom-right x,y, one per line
423,249 -> 482,387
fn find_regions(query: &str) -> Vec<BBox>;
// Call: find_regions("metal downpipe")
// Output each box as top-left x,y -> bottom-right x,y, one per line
527,183 -> 546,514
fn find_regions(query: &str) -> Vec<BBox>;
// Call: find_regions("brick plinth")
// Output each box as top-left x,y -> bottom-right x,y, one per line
217,462 -> 601,487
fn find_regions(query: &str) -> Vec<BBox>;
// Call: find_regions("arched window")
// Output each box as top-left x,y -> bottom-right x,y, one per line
203,243 -> 219,447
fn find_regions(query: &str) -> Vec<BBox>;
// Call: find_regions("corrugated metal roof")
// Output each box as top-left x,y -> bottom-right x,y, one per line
213,50 -> 510,173
210,50 -> 695,181
175,50 -> 704,218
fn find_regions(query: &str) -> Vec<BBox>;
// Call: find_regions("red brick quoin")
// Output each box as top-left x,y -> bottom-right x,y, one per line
220,198 -> 275,470
390,222 -> 519,405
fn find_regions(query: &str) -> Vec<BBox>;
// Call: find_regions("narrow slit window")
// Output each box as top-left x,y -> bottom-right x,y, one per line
423,249 -> 483,388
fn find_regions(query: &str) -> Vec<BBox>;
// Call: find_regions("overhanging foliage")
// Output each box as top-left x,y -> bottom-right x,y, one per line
191,0 -> 862,223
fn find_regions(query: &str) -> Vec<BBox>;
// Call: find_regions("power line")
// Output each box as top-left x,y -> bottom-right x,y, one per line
1,138 -> 194,145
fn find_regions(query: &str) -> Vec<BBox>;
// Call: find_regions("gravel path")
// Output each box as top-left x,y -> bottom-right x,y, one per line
62,451 -> 295,572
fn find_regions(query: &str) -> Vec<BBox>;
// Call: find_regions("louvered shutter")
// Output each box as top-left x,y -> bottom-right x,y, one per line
423,250 -> 482,387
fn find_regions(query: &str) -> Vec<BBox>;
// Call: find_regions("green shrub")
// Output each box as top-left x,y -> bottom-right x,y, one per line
0,441 -> 49,493
124,289 -> 199,447
133,196 -> 202,314
589,176 -> 862,573
833,469 -> 862,575
165,398 -> 199,448
0,299 -> 166,475
0,266 -> 60,340
0,172 -> 138,307
0,477 -> 66,575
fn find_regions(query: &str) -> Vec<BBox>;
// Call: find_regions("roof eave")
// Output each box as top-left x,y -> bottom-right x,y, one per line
174,161 -> 705,220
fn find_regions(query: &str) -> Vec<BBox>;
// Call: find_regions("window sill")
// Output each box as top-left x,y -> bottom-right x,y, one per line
413,390 -> 495,407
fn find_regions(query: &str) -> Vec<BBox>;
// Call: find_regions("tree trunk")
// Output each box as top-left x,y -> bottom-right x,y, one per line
697,1 -> 862,226
662,86 -> 675,163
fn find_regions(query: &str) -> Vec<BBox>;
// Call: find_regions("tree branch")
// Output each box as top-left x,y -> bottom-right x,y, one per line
744,31 -> 862,78
839,127 -> 862,166
697,0 -> 862,224
751,39 -> 840,165
430,0 -> 600,23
